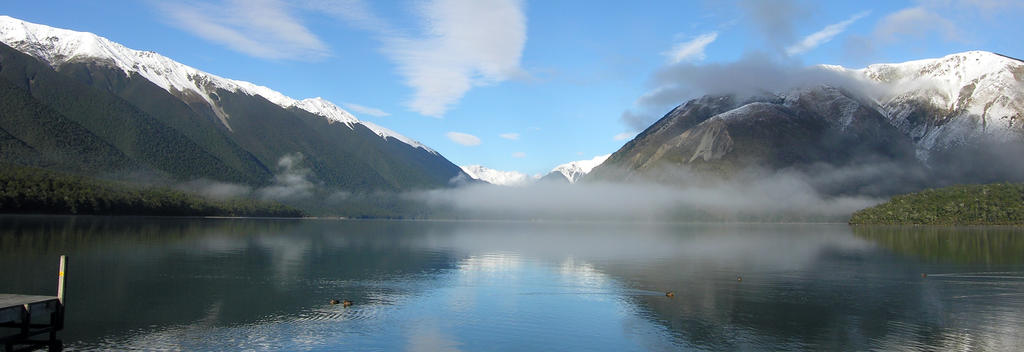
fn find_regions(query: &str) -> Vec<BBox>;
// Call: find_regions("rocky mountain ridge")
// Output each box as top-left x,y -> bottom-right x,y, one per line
0,15 -> 465,191
589,51 -> 1024,192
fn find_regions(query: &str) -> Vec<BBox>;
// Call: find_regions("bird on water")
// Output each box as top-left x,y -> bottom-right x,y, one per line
330,299 -> 354,307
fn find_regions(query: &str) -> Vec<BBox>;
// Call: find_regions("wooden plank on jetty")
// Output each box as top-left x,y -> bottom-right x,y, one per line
0,255 -> 66,352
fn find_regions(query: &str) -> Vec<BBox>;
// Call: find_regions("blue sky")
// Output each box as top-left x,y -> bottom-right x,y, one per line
4,0 -> 1023,176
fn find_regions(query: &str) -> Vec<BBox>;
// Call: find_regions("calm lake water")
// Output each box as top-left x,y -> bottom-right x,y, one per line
1,216 -> 1023,351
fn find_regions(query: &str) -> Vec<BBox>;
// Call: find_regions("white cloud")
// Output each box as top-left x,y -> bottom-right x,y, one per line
874,7 -> 959,43
342,102 -> 390,117
786,11 -> 870,56
512,152 -> 527,158
156,0 -> 329,61
631,51 -> 883,115
382,0 -> 527,117
664,32 -> 718,64
613,132 -> 635,141
499,133 -> 520,140
446,131 -> 482,146
309,0 -> 527,116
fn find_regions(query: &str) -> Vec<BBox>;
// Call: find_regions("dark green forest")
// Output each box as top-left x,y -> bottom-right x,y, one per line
0,42 -> 465,191
849,183 -> 1024,225
0,165 -> 302,217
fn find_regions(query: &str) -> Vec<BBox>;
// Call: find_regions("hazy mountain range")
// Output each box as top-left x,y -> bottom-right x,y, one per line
459,165 -> 532,186
2,15 -> 1022,201
461,154 -> 609,186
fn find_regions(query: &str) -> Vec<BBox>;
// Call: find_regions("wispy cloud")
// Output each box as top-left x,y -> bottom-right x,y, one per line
613,132 -> 635,141
642,52 -> 879,107
156,0 -> 329,61
499,133 -> 520,140
284,0 -> 533,117
446,131 -> 482,146
256,153 -> 316,201
342,102 -> 390,117
619,51 -> 882,134
311,0 -> 527,117
382,0 -> 527,117
512,152 -> 526,158
664,32 -> 718,64
299,0 -> 394,34
844,2 -> 1009,61
786,11 -> 870,56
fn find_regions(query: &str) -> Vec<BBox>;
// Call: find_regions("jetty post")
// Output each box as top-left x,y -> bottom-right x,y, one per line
51,255 -> 67,343
57,256 -> 66,305
0,255 -> 67,351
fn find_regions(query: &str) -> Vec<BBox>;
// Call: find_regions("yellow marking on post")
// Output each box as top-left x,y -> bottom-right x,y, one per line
59,272 -> 64,276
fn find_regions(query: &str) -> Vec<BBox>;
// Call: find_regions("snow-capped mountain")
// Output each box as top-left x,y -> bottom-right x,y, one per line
460,165 -> 531,186
0,15 -> 434,154
461,155 -> 610,186
590,51 -> 1024,190
548,154 -> 610,183
850,51 -> 1024,160
0,15 -> 465,190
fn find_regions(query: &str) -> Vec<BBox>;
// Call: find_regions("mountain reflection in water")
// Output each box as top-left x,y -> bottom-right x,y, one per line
1,216 -> 1022,351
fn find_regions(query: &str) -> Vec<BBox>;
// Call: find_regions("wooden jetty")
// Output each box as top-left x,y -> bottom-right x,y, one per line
1,256 -> 66,352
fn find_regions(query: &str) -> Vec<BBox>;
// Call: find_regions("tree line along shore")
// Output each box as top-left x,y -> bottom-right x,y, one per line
0,165 -> 303,217
850,183 -> 1024,225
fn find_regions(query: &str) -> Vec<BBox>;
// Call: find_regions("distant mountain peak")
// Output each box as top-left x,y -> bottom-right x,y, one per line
549,154 -> 610,183
0,15 -> 434,153
460,165 -> 530,186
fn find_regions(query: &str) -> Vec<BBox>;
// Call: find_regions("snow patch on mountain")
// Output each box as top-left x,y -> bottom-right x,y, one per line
293,98 -> 435,153
360,120 -> 434,153
0,15 -> 435,154
460,165 -> 531,186
550,154 -> 610,183
291,97 -> 359,127
846,51 -> 1024,159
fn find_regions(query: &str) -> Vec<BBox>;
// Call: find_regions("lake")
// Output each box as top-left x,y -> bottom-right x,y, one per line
1,216 -> 1022,351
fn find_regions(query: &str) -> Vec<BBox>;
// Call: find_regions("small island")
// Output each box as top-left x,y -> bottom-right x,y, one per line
849,183 -> 1024,225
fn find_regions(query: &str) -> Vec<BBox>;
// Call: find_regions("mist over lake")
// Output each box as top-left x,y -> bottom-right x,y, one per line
2,216 -> 1022,351
3,2 -> 1024,350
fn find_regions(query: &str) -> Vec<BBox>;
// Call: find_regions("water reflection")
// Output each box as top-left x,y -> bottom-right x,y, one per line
0,216 -> 1022,350
852,225 -> 1024,264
